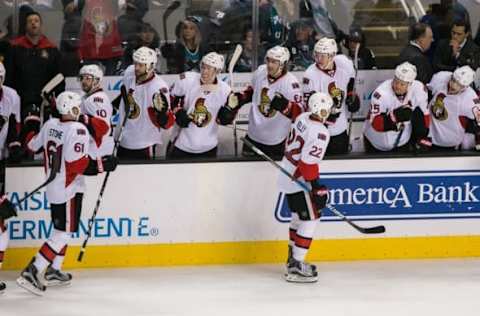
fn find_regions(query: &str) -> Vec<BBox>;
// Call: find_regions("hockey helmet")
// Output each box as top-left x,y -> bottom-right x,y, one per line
133,46 -> 158,69
201,52 -> 225,71
395,62 -> 417,83
453,65 -> 476,87
314,37 -> 338,55
56,91 -> 81,117
79,64 -> 104,81
308,92 -> 333,119
266,46 -> 290,65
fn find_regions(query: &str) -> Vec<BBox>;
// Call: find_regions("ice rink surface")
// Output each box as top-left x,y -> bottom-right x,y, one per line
1,259 -> 479,316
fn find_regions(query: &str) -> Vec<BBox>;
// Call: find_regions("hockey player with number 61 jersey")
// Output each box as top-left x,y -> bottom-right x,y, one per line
278,92 -> 333,283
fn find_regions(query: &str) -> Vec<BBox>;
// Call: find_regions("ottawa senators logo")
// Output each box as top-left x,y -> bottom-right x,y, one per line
258,87 -> 276,118
328,82 -> 344,109
127,91 -> 141,120
190,98 -> 212,127
91,6 -> 111,37
431,93 -> 448,121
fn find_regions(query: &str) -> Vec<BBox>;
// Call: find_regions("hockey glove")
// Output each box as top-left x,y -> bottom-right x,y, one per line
270,93 -> 290,113
392,106 -> 412,123
101,155 -> 119,172
346,93 -> 360,112
310,182 -> 328,210
175,108 -> 192,128
0,116 -> 7,130
153,92 -> 169,113
0,196 -> 17,220
326,112 -> 340,125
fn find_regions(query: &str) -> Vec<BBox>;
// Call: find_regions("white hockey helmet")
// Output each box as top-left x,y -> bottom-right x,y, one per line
79,64 -> 104,81
0,63 -> 5,86
201,52 -> 225,70
308,92 -> 333,119
453,65 -> 476,87
265,46 -> 290,65
133,46 -> 158,70
314,37 -> 338,55
395,62 -> 417,83
56,91 -> 81,117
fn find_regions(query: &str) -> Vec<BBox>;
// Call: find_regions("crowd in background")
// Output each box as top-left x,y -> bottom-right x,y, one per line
0,0 -> 479,164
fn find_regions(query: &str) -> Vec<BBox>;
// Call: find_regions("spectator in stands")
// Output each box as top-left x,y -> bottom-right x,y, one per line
5,11 -> 63,158
397,23 -> 434,84
433,19 -> 480,73
161,16 -> 209,74
58,0 -> 84,76
227,26 -> 264,73
299,0 -> 345,42
77,0 -> 124,75
287,19 -> 315,71
5,11 -> 63,127
344,27 -> 376,70
121,22 -> 159,71
117,0 -> 149,46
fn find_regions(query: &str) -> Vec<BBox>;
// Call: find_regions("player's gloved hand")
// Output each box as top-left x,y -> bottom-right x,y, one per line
226,93 -> 240,110
392,106 -> 412,123
101,155 -> 118,172
310,183 -> 328,210
175,108 -> 192,128
346,93 -> 360,112
8,144 -> 24,163
270,93 -> 290,113
415,137 -> 432,153
0,196 -> 17,220
326,112 -> 340,125
153,92 -> 168,113
77,114 -> 90,125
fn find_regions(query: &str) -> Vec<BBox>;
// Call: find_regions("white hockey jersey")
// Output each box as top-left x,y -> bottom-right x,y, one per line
81,89 -> 114,158
118,74 -> 171,150
0,86 -> 21,160
363,79 -> 428,151
278,112 -> 330,194
28,118 -> 90,204
171,72 -> 231,153
302,58 -> 355,136
427,71 -> 480,148
248,65 -> 303,145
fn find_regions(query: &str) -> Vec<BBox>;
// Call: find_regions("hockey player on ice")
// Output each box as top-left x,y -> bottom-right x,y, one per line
302,37 -> 360,155
363,62 -> 430,153
278,92 -> 332,283
16,91 -> 117,296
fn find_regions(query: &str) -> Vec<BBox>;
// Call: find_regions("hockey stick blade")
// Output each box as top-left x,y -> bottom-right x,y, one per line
42,74 -> 64,95
241,137 -> 386,235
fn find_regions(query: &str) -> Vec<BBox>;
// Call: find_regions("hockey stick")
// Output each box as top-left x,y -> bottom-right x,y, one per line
40,74 -> 64,124
241,137 -> 385,234
162,1 -> 181,43
228,44 -> 243,89
77,85 -> 131,262
347,44 -> 360,152
393,123 -> 405,149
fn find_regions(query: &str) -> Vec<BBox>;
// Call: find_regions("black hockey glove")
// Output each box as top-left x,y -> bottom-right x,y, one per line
175,109 -> 192,128
326,112 -> 340,125
310,182 -> 328,210
101,155 -> 119,172
392,106 -> 412,123
0,197 -> 17,220
270,93 -> 290,113
346,93 -> 360,112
